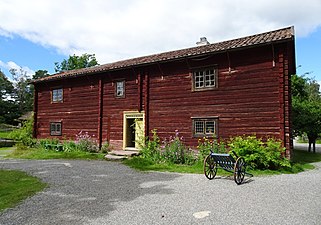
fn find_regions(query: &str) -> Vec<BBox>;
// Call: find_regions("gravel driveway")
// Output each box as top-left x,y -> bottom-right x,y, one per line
0,159 -> 321,225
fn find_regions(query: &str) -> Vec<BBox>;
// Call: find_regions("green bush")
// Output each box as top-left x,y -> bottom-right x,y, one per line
197,137 -> 227,161
75,131 -> 99,153
227,135 -> 291,170
38,138 -> 60,149
162,130 -> 195,165
139,129 -> 162,162
9,119 -> 36,147
139,130 -> 195,165
100,141 -> 110,153
62,141 -> 78,153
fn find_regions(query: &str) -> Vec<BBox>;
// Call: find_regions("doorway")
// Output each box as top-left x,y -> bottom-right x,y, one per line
123,112 -> 144,150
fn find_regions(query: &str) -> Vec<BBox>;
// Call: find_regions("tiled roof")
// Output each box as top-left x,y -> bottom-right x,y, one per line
33,26 -> 294,83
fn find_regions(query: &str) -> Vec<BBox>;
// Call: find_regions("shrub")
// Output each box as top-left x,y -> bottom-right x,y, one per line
101,141 -> 110,153
38,138 -> 59,148
9,119 -> 36,147
140,130 -> 195,165
75,131 -> 99,153
228,135 -> 291,170
62,141 -> 78,153
197,137 -> 227,161
161,130 -> 195,165
139,129 -> 162,162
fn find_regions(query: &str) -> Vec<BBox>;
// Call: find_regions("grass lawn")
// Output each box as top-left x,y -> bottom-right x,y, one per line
0,170 -> 47,212
0,147 -> 16,151
124,149 -> 321,176
6,146 -> 105,160
0,131 -> 12,139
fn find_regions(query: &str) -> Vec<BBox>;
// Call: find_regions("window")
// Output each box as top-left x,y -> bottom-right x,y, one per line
192,118 -> 218,137
52,88 -> 63,102
193,68 -> 217,90
115,81 -> 125,97
50,122 -> 62,136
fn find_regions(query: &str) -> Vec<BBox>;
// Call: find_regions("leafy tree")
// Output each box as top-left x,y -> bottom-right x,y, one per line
0,71 -> 17,124
9,68 -> 33,115
54,53 -> 99,73
292,74 -> 321,153
0,71 -> 14,100
32,70 -> 50,80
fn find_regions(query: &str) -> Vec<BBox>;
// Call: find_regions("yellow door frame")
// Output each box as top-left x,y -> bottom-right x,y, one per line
123,111 -> 145,150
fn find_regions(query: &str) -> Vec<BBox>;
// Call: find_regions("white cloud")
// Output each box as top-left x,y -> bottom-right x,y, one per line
0,60 -> 35,79
0,0 -> 321,64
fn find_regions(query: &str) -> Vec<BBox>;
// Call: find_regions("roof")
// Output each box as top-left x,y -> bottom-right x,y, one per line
33,26 -> 294,84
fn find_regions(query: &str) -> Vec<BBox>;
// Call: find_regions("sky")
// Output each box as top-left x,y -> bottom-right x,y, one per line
0,0 -> 321,85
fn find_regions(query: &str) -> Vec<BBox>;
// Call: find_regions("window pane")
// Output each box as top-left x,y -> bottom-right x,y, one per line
195,121 -> 204,134
52,88 -> 63,102
50,122 -> 62,136
205,121 -> 215,134
50,123 -> 56,132
116,81 -> 124,97
195,72 -> 204,88
193,118 -> 217,137
56,123 -> 61,132
194,68 -> 216,89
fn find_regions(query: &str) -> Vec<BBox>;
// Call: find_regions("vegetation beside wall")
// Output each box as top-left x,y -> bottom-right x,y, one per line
137,130 -> 291,171
7,119 -> 109,159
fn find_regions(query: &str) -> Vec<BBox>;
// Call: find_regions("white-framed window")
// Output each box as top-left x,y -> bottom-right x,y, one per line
115,81 -> 125,97
52,88 -> 63,102
50,122 -> 62,136
193,68 -> 217,91
192,118 -> 218,137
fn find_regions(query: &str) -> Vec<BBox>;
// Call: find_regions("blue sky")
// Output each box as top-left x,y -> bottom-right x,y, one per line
0,35 -> 65,76
0,0 -> 321,84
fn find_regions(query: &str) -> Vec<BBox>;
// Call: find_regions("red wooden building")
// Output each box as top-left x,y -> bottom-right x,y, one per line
32,27 -> 295,157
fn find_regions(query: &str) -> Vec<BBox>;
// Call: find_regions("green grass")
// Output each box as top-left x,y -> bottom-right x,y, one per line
291,149 -> 321,170
0,146 -> 16,151
0,170 -> 47,212
0,131 -> 11,139
123,157 -> 205,174
6,146 -> 105,160
124,149 -> 321,176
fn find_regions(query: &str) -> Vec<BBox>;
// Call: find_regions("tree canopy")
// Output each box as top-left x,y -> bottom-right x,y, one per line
0,71 -> 17,124
54,53 -> 99,73
291,74 -> 321,153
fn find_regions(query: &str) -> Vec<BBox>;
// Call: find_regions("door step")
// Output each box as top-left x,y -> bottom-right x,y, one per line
105,150 -> 140,160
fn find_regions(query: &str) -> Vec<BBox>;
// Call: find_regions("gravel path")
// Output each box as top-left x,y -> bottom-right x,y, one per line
0,159 -> 321,225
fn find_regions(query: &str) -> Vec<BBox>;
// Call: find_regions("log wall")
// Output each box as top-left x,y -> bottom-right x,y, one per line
34,42 -> 293,155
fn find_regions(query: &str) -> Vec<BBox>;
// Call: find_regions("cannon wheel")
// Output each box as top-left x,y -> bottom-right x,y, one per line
234,157 -> 246,185
204,155 -> 217,180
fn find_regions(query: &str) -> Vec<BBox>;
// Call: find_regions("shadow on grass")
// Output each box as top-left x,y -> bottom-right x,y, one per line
292,149 -> 321,164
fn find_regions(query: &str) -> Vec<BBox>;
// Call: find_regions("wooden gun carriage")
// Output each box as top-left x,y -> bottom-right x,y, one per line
204,150 -> 253,185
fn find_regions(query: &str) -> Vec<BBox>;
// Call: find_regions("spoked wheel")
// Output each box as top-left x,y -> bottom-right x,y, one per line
234,157 -> 246,185
204,155 -> 217,180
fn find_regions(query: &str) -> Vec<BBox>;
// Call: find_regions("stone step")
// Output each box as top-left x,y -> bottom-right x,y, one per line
104,154 -> 127,160
104,150 -> 140,161
109,150 -> 140,157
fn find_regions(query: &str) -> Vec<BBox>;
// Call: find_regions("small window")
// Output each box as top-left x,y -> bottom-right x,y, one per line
115,81 -> 125,97
50,122 -> 62,136
193,68 -> 217,91
52,88 -> 63,102
193,118 -> 218,137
